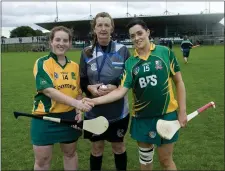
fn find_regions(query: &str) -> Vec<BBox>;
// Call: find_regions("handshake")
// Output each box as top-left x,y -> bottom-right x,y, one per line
75,98 -> 96,112
75,83 -> 117,112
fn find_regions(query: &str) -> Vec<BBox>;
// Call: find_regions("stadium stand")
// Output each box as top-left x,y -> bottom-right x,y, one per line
1,13 -> 224,52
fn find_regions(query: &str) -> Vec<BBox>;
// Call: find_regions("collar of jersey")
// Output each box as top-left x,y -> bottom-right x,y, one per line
134,43 -> 156,61
49,52 -> 71,68
96,40 -> 115,54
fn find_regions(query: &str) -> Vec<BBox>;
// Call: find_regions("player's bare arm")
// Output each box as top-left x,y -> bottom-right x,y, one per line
84,86 -> 129,105
42,87 -> 94,112
172,71 -> 187,127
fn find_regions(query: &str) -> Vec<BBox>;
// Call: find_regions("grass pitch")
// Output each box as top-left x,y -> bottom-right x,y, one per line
1,45 -> 224,170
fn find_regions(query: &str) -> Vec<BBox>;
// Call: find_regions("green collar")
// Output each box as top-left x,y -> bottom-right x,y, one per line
49,51 -> 71,69
49,51 -> 71,63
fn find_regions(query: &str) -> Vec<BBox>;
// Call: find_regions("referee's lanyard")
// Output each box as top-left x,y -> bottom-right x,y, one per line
95,45 -> 110,83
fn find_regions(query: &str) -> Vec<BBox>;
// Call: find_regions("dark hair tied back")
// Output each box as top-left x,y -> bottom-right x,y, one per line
84,12 -> 114,58
126,18 -> 148,31
84,35 -> 97,58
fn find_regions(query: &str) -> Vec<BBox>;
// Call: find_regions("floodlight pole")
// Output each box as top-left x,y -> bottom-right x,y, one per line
163,0 -> 171,15
126,0 -> 131,17
203,1 -> 209,14
55,1 -> 58,22
89,4 -> 93,20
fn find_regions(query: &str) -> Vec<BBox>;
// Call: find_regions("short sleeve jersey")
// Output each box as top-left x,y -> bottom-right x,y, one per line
181,39 -> 193,50
121,43 -> 180,118
32,52 -> 82,114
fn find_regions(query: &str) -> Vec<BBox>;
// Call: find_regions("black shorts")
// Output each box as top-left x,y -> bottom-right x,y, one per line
183,49 -> 190,57
83,114 -> 130,142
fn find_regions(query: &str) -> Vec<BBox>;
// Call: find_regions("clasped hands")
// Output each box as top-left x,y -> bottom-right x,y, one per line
75,98 -> 94,113
74,83 -> 117,117
88,83 -> 117,97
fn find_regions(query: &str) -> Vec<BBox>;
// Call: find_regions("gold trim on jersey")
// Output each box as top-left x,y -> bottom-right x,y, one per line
134,43 -> 156,60
164,77 -> 169,85
163,91 -> 169,96
36,100 -> 46,113
166,78 -> 178,113
150,54 -> 171,114
120,70 -> 127,86
151,51 -> 178,113
170,58 -> 176,75
134,101 -> 147,107
33,61 -> 38,78
131,91 -> 151,115
132,89 -> 151,114
134,101 -> 151,112
162,84 -> 169,92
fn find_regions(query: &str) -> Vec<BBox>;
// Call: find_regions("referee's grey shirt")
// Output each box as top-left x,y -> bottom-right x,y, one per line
79,40 -> 130,123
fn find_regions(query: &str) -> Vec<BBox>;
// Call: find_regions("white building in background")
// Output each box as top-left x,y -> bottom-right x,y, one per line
1,36 -> 47,44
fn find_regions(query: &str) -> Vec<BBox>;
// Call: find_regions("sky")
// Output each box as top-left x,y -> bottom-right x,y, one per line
2,1 -> 224,38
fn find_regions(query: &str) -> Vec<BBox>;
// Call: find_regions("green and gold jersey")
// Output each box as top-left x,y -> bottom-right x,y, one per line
32,52 -> 82,115
121,43 -> 180,118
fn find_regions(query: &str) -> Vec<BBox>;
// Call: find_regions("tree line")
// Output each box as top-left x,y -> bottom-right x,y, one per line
7,26 -> 49,38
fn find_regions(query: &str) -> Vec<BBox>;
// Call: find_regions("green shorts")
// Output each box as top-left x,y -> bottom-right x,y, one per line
130,111 -> 179,146
31,110 -> 82,146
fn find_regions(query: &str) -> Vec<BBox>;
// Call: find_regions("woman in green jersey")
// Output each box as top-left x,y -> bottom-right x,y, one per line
84,18 -> 187,171
31,26 -> 94,170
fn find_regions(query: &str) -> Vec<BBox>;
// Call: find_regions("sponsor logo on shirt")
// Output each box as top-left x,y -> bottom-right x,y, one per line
91,63 -> 97,71
155,60 -> 163,70
71,72 -> 76,80
54,84 -> 76,90
133,67 -> 140,75
40,79 -> 47,85
54,72 -> 58,79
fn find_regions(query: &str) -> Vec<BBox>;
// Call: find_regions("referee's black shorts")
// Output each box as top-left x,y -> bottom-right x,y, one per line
83,114 -> 130,142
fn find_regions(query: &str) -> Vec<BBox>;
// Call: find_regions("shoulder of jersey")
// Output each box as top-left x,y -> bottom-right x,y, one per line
155,44 -> 170,51
82,46 -> 92,54
125,55 -> 136,64
70,60 -> 79,66
114,42 -> 127,50
35,54 -> 49,63
83,45 -> 92,50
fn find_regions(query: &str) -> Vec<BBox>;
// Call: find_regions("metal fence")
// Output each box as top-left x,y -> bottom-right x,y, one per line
1,32 -> 223,52
1,38 -> 90,52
